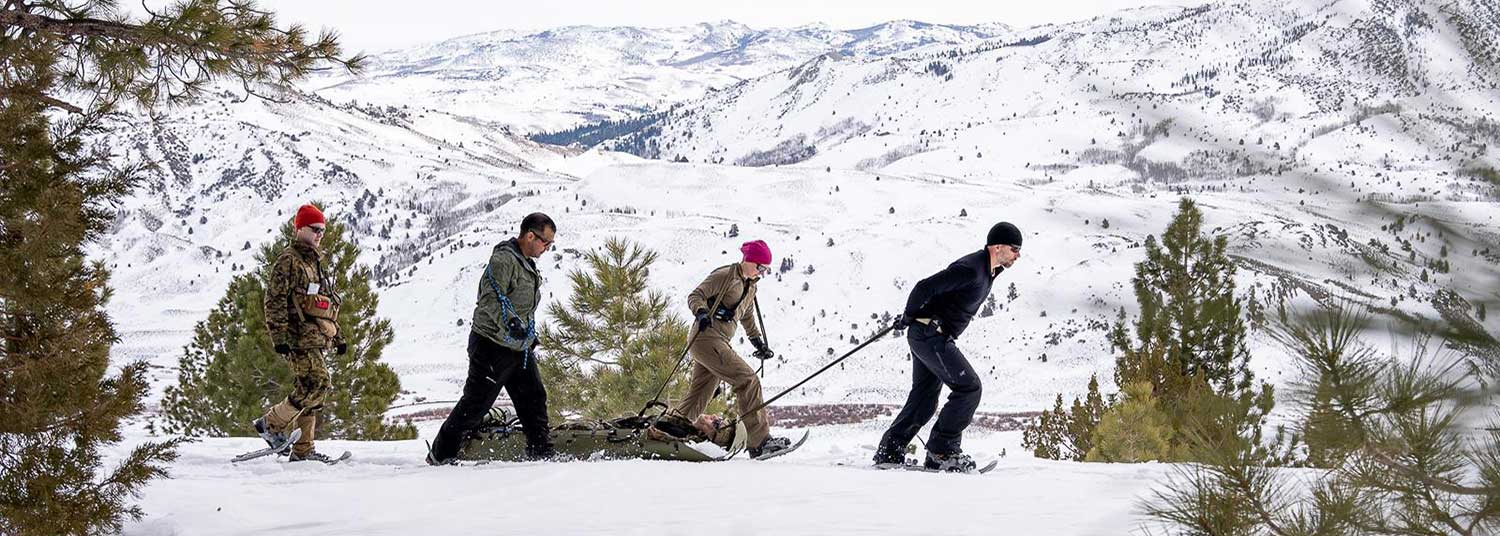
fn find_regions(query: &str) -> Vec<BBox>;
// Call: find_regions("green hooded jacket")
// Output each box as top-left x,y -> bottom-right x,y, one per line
470,238 -> 541,352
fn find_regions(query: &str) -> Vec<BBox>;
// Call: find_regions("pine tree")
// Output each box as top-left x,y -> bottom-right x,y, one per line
1021,395 -> 1071,460
1,2 -> 358,533
1110,198 -> 1273,459
1146,302 -> 1500,536
0,84 -> 178,535
1026,199 -> 1273,462
1022,377 -> 1106,462
1065,374 -> 1108,460
538,238 -> 707,420
1085,382 -> 1174,463
162,213 -> 415,441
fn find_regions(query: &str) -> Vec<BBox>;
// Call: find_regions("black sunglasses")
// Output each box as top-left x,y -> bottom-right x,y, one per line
308,225 -> 326,235
527,230 -> 555,247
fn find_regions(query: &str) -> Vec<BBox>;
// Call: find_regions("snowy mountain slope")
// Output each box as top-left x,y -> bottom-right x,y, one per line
94,0 -> 1499,428
311,20 -> 1009,132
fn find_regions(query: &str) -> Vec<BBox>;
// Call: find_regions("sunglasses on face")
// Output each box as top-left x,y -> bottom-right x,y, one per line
528,231 -> 555,248
309,225 -> 326,235
756,264 -> 771,275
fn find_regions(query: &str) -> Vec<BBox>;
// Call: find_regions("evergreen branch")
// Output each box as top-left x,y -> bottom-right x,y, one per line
1366,447 -> 1500,497
25,92 -> 84,113
1410,468 -> 1474,536
0,10 -> 139,40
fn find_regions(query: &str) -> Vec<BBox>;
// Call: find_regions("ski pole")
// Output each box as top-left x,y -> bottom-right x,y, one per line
729,323 -> 897,427
754,297 -> 768,378
640,329 -> 705,418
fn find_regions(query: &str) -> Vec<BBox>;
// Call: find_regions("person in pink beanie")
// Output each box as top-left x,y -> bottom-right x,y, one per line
672,239 -> 792,459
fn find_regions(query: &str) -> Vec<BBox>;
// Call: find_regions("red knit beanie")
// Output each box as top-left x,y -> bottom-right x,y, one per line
294,204 -> 325,229
740,240 -> 772,265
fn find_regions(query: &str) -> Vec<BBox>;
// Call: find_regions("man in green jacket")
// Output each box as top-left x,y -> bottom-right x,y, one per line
428,213 -> 557,465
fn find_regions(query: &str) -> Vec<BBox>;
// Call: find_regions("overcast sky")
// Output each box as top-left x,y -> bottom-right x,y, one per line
221,0 -> 1203,53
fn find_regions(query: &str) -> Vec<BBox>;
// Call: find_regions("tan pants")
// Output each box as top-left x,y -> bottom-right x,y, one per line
262,349 -> 330,456
264,399 -> 318,456
673,338 -> 770,447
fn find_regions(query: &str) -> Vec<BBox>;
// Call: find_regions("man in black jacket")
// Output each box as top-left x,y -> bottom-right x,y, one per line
874,222 -> 1023,471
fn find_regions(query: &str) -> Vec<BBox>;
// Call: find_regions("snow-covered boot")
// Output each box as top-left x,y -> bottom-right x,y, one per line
288,449 -> 336,463
749,436 -> 792,459
253,416 -> 287,450
425,451 -> 456,466
872,444 -> 907,465
924,451 -> 977,473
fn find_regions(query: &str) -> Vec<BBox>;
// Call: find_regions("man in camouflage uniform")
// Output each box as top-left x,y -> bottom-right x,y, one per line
427,212 -> 557,465
673,239 -> 792,459
254,204 -> 347,463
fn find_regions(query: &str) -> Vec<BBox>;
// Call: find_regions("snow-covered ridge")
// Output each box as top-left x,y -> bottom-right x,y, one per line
311,19 -> 1009,132
582,0 -> 1499,172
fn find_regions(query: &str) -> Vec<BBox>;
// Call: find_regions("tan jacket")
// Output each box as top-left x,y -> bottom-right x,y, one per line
688,264 -> 764,342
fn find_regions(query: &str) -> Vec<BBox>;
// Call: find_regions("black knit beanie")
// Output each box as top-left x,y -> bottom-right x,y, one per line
986,222 -> 1022,247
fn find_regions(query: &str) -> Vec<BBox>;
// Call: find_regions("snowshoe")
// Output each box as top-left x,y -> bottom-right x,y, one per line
924,451 -> 977,473
749,436 -> 791,459
229,428 -> 302,463
751,431 -> 810,460
289,449 -> 350,464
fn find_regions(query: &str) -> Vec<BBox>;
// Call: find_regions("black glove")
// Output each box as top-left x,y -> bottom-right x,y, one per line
274,343 -> 292,355
750,337 -> 774,360
892,314 -> 911,330
506,317 -> 528,340
694,309 -> 712,333
335,342 -> 349,355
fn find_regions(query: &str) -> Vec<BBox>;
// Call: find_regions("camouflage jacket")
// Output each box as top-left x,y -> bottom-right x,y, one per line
471,239 -> 542,352
687,264 -> 764,342
265,241 -> 343,350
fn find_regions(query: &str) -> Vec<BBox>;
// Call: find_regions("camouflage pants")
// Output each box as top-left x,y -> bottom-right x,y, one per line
283,349 -> 331,411
263,348 -> 331,455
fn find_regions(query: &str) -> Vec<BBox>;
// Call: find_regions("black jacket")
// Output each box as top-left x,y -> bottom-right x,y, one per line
902,250 -> 1002,339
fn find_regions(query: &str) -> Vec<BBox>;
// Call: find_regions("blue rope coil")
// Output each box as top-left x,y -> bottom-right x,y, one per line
485,264 -> 537,368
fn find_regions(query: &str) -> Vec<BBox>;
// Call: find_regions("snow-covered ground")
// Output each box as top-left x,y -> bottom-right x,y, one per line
121,420 -> 1172,536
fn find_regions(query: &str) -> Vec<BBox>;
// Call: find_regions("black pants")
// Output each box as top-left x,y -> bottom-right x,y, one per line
430,331 -> 552,461
877,322 -> 982,457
